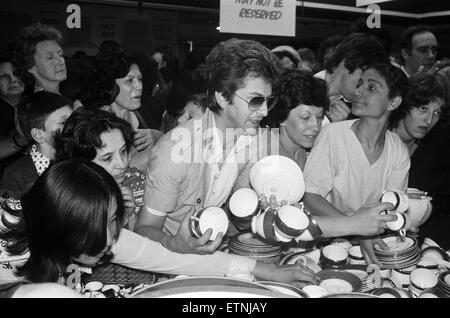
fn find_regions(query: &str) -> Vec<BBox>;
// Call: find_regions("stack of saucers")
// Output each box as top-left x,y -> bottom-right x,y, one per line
374,235 -> 421,269
437,270 -> 450,297
228,232 -> 282,264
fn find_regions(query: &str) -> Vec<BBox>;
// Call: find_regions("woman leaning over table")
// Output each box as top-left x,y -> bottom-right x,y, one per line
0,160 -> 318,287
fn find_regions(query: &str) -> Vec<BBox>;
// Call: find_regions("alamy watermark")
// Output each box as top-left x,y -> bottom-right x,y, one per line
169,120 -> 280,164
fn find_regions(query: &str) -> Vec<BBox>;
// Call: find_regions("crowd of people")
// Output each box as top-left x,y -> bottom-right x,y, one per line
0,20 -> 449,297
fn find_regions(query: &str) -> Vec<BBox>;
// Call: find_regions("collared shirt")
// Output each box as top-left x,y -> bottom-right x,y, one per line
144,109 -> 268,235
29,145 -> 50,176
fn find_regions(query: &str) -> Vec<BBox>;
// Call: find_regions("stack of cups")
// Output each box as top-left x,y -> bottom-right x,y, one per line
251,204 -> 313,244
228,188 -> 261,231
380,190 -> 411,232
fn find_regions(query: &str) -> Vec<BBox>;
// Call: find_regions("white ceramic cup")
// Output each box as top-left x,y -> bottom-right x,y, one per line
274,205 -> 309,241
348,246 -> 366,265
409,268 -> 438,297
321,245 -> 348,266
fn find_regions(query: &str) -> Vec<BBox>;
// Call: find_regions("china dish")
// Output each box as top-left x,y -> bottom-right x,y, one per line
259,281 -> 309,298
317,270 -> 362,294
250,155 -> 305,204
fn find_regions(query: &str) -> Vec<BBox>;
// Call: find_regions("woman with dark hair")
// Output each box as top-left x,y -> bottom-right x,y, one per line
389,72 -> 449,156
388,73 -> 450,249
160,70 -> 207,133
54,108 -> 142,230
83,52 -> 162,170
264,69 -> 330,170
0,159 -> 319,286
0,53 -> 32,173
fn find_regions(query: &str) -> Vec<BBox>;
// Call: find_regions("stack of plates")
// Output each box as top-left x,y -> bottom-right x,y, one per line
374,235 -> 421,269
228,232 -> 282,264
437,270 -> 450,297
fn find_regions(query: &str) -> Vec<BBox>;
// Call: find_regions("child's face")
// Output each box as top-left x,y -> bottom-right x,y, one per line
42,105 -> 73,146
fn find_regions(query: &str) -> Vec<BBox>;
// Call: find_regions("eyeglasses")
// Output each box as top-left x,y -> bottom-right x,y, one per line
234,93 -> 277,112
416,45 -> 439,55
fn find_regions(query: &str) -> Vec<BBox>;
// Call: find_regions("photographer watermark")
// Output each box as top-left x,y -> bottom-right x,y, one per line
66,4 -> 81,29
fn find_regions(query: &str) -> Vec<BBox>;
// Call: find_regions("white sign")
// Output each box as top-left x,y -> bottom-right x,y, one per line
356,0 -> 395,6
220,0 -> 296,37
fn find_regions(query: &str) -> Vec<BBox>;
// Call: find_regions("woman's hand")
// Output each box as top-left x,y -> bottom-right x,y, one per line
168,210 -> 223,255
253,262 -> 319,289
133,129 -> 154,152
120,186 -> 136,224
360,236 -> 389,267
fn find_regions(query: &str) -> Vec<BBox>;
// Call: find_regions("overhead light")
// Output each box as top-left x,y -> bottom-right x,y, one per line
216,26 -> 220,30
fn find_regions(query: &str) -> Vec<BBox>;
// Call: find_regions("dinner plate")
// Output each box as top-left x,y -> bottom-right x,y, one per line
129,276 -> 273,298
259,281 -> 309,298
317,270 -> 362,293
375,236 -> 415,253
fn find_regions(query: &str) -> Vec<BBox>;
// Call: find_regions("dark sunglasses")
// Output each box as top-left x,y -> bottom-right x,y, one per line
234,93 -> 277,112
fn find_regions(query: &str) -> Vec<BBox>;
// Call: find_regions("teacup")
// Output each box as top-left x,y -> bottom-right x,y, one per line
421,246 -> 450,262
419,287 -> 448,298
321,245 -> 348,267
273,205 -> 309,241
251,209 -> 279,244
295,213 -> 324,242
421,237 -> 440,251
228,188 -> 260,231
189,207 -> 229,241
380,190 -> 409,213
409,268 -> 438,297
330,238 -> 352,251
348,246 -> 366,265
391,266 -> 416,288
302,285 -> 328,298
384,211 -> 409,231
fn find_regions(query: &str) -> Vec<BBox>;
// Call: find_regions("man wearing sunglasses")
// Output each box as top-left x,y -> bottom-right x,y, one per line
399,25 -> 441,78
136,38 -> 282,255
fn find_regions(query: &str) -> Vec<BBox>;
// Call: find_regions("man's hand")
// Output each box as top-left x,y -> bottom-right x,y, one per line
168,211 -> 223,255
349,202 -> 397,236
327,99 -> 351,123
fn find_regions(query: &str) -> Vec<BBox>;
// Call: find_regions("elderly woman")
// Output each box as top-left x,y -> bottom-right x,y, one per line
302,63 -> 411,265
14,23 -> 66,94
389,72 -> 449,156
0,159 -> 318,287
83,52 -> 162,170
264,69 -> 330,170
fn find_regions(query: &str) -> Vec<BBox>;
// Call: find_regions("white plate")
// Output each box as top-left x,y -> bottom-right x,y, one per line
376,236 -> 414,252
319,279 -> 353,294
